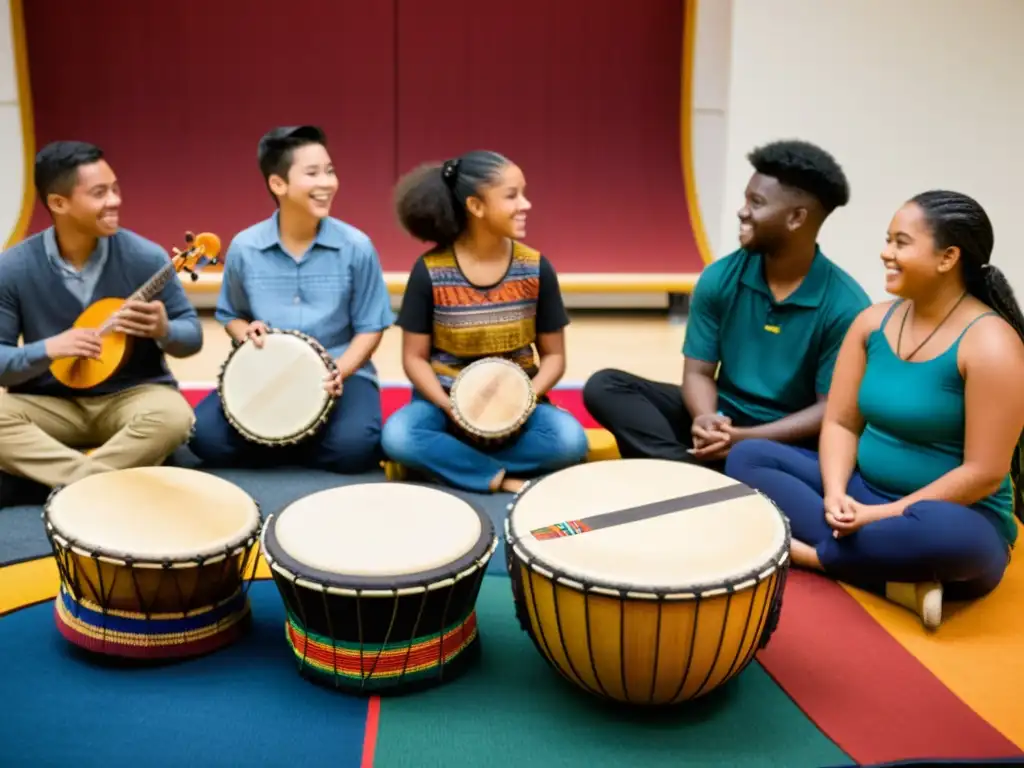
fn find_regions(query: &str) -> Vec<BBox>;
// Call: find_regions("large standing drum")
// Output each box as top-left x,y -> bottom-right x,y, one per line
261,483 -> 498,694
505,459 -> 790,705
218,328 -> 337,446
449,357 -> 536,448
43,467 -> 262,660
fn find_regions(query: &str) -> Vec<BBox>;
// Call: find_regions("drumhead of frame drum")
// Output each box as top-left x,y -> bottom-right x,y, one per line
506,459 -> 789,596
451,358 -> 533,435
44,467 -> 261,562
263,483 -> 497,590
220,331 -> 332,441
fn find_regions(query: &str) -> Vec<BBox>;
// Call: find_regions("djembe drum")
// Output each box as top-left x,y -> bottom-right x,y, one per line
261,482 -> 498,694
449,357 -> 536,448
219,328 -> 337,446
504,459 -> 790,705
43,467 -> 262,659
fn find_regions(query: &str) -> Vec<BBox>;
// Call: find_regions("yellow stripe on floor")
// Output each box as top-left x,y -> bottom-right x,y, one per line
0,556 -> 272,615
841,519 -> 1024,751
0,558 -> 60,614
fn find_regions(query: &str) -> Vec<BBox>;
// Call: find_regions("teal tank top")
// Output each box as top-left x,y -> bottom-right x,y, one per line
856,301 -> 1017,546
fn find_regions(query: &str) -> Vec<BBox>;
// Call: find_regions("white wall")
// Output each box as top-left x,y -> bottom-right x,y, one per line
0,0 -> 24,248
713,0 -> 1024,301
689,0 -> 733,260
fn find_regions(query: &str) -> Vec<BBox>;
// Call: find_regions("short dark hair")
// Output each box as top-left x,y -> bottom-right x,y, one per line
34,141 -> 105,201
747,139 -> 850,214
257,125 -> 327,194
393,150 -> 510,246
911,189 -> 1024,523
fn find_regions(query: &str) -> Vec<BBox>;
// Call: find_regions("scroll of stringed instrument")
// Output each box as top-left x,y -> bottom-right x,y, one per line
49,231 -> 221,390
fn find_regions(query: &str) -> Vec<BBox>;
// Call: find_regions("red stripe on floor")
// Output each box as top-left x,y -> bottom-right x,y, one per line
757,570 -> 1022,764
361,695 -> 380,768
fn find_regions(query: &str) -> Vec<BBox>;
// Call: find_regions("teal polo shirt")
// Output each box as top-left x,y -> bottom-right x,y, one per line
682,247 -> 871,427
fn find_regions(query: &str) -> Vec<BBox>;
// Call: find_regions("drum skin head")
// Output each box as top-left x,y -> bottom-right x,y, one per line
45,467 -> 261,561
220,331 -> 332,441
507,459 -> 788,594
452,358 -> 533,434
266,483 -> 495,587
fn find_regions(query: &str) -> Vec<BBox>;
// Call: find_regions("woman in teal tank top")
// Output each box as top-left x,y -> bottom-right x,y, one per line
725,190 -> 1024,630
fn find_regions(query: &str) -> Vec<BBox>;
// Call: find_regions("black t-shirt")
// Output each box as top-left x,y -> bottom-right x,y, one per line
397,253 -> 569,335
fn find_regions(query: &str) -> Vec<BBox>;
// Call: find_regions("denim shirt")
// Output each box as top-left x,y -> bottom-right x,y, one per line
214,212 -> 395,385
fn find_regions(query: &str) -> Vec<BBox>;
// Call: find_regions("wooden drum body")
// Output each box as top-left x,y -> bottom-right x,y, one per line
43,467 -> 262,660
504,459 -> 791,705
261,483 -> 498,694
449,357 -> 536,448
218,328 -> 337,446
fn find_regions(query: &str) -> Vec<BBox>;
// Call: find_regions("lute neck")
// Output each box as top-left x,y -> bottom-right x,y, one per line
96,258 -> 178,336
130,260 -> 176,303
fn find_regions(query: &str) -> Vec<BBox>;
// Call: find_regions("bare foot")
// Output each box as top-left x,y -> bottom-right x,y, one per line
500,477 -> 527,494
488,469 -> 507,492
790,539 -> 823,571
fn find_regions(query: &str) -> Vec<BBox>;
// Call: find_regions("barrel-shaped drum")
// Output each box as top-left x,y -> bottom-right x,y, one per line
43,467 -> 262,659
261,483 -> 498,694
505,459 -> 790,705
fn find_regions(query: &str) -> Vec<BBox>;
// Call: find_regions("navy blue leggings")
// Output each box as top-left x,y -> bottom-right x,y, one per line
725,438 -> 1011,600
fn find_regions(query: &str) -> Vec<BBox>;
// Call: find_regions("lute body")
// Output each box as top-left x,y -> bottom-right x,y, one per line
49,231 -> 221,390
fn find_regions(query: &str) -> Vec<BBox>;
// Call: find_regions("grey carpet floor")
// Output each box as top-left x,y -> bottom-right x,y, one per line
0,448 -> 515,575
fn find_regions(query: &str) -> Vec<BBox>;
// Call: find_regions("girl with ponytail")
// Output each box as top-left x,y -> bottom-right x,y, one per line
381,151 -> 589,493
725,189 -> 1024,630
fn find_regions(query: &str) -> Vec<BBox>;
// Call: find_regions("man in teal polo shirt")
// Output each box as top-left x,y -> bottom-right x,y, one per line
584,139 -> 870,468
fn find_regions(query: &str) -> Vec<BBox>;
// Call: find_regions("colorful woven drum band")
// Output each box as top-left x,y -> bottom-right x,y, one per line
54,585 -> 253,660
284,606 -> 480,692
261,483 -> 498,695
42,467 -> 263,661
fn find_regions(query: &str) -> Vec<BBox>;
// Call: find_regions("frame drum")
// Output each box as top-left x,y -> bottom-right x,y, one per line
218,328 -> 337,446
261,483 -> 498,694
449,357 -> 536,448
43,467 -> 262,659
505,459 -> 790,705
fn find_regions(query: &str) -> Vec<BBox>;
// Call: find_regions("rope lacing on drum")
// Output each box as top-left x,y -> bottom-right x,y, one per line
397,590 -> 430,690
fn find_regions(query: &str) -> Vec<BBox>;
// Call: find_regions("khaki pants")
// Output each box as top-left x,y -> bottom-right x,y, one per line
0,384 -> 195,488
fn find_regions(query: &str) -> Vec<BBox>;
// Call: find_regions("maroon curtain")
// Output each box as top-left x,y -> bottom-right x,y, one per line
23,0 -> 700,274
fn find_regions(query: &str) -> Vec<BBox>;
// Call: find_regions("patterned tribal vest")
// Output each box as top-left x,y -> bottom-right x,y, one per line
424,242 -> 542,389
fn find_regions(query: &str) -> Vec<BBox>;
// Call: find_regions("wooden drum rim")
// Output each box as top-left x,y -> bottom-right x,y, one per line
449,357 -> 537,439
217,327 -> 338,446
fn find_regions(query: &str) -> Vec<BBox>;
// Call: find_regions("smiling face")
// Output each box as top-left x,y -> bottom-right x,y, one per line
268,142 -> 338,219
736,172 -> 809,254
465,162 -> 531,240
46,159 -> 121,237
881,202 -> 961,297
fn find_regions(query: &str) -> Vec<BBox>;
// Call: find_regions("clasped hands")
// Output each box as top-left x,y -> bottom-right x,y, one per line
242,320 -> 344,398
687,413 -> 744,461
824,493 -> 901,538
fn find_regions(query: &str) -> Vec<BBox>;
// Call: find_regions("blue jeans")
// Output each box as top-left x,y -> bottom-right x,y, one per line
725,438 -> 1011,601
380,394 -> 590,492
188,374 -> 382,474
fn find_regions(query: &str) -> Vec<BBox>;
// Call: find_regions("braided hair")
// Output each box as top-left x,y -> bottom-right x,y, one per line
393,150 -> 510,246
911,190 -> 1024,521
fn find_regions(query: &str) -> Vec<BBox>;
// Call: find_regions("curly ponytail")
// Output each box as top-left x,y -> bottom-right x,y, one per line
912,190 -> 1024,522
393,150 -> 510,247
